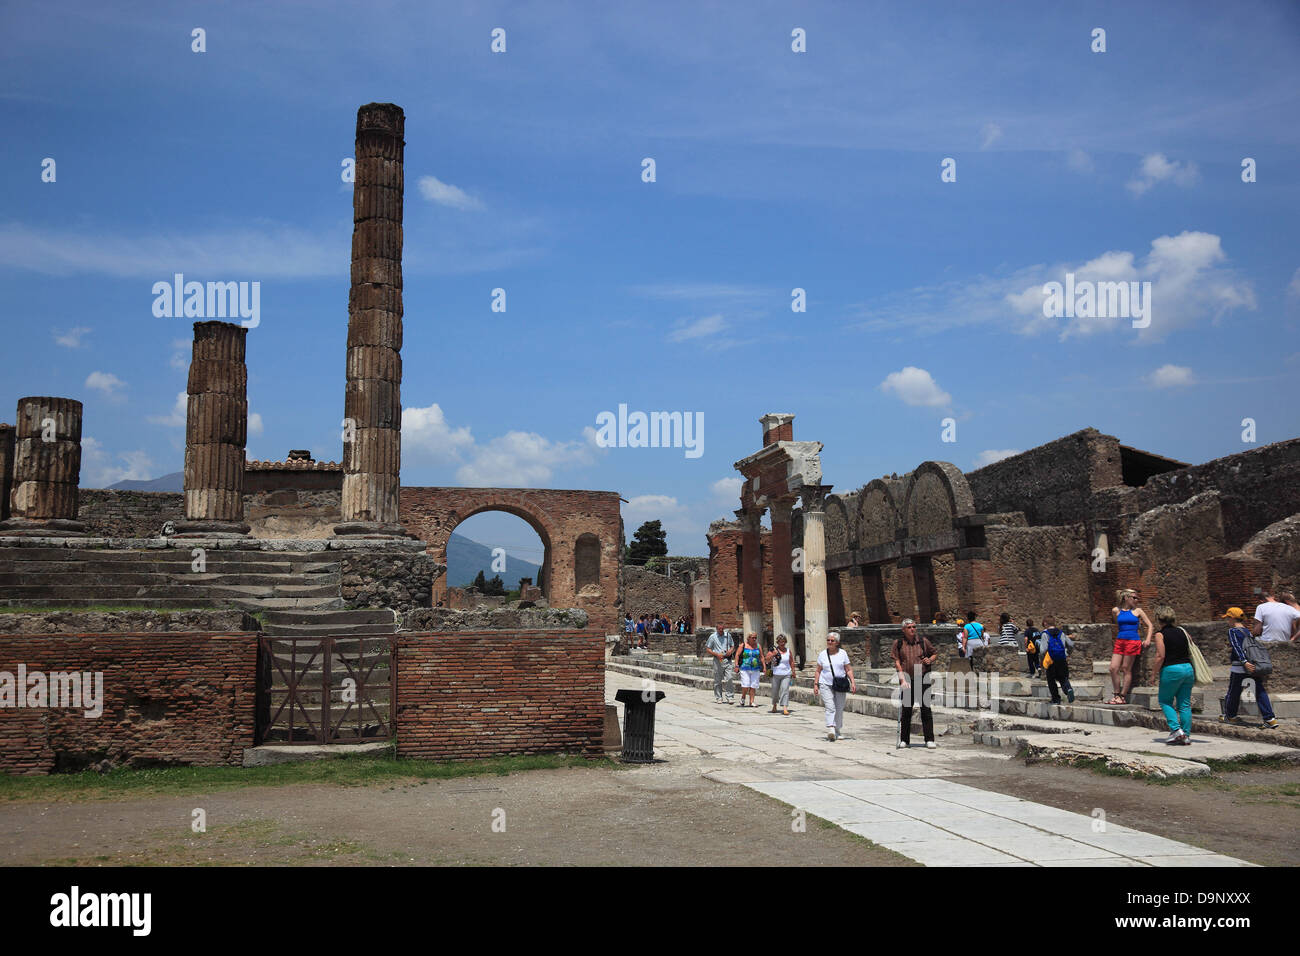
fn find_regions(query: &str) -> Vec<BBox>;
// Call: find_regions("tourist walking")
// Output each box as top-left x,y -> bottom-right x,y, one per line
891,619 -> 937,749
813,632 -> 855,741
1221,607 -> 1280,729
1153,606 -> 1194,744
996,612 -> 1019,647
1254,590 -> 1300,643
1108,589 -> 1153,705
735,632 -> 766,708
623,614 -> 634,641
1040,616 -> 1075,706
767,635 -> 794,714
959,612 -> 988,673
1023,618 -> 1042,677
706,626 -> 735,703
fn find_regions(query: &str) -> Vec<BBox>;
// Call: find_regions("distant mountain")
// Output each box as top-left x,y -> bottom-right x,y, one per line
106,471 -> 184,492
445,533 -> 542,590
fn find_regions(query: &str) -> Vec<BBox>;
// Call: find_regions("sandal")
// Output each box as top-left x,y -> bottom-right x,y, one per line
1107,695 -> 1126,705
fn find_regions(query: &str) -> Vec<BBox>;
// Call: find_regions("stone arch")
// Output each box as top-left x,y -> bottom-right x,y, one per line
857,479 -> 901,548
824,495 -> 852,556
574,532 -> 601,593
438,502 -> 555,599
900,461 -> 975,537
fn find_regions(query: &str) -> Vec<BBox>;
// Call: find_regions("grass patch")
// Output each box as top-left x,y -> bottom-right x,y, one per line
0,750 -> 615,803
1202,753 -> 1299,774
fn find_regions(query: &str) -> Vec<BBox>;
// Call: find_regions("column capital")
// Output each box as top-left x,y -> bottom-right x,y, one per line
800,484 -> 834,512
734,507 -> 764,532
768,498 -> 796,523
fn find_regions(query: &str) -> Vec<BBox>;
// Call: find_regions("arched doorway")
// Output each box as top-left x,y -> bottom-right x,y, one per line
439,507 -> 552,603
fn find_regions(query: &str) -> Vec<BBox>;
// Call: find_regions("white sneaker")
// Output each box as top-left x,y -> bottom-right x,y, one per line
1164,730 -> 1184,745
925,741 -> 937,749
827,730 -> 836,741
897,741 -> 908,749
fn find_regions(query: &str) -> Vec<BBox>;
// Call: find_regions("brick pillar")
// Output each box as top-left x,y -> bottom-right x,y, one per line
177,321 -> 250,537
1206,554 -> 1272,617
0,397 -> 85,536
954,547 -> 995,619
801,485 -> 832,661
894,557 -> 918,622
338,102 -> 406,537
769,498 -> 797,642
737,507 -> 765,641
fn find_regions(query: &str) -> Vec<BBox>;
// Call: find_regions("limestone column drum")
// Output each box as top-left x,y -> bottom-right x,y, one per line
337,102 -> 406,537
0,396 -> 86,536
801,485 -> 833,662
176,320 -> 250,536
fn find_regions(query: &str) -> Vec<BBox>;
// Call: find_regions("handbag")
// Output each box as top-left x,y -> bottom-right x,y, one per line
1182,627 -> 1213,685
826,650 -> 850,693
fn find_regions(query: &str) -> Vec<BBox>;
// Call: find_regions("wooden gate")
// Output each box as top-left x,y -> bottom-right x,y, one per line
257,637 -> 394,744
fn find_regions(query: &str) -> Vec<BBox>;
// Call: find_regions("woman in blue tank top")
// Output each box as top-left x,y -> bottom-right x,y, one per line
734,632 -> 767,708
960,612 -> 989,673
1108,589 -> 1153,704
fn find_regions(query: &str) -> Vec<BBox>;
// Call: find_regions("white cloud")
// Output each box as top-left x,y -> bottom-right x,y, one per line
1066,148 -> 1094,174
417,174 -> 483,211
973,449 -> 1021,468
248,411 -> 264,436
710,476 -> 742,503
85,371 -> 125,399
1147,364 -> 1195,388
879,367 -> 952,408
54,326 -> 90,348
80,437 -> 155,488
455,430 -> 596,487
1126,152 -> 1200,196
402,403 -> 476,465
979,122 -> 1002,150
668,313 -> 727,342
148,391 -> 187,427
169,339 -> 190,371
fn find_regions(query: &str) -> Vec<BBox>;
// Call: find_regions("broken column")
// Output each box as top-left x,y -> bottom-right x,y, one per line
176,320 -> 250,537
801,484 -> 832,662
337,102 -> 405,537
0,397 -> 85,536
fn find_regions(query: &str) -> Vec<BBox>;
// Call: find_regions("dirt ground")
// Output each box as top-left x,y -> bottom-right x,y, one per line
1,753 -> 1296,866
0,761 -> 915,867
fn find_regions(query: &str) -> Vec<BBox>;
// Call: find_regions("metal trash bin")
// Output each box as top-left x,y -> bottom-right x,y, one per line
615,688 -> 666,763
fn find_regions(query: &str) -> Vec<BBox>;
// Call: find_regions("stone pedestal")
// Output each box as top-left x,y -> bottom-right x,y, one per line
337,102 -> 406,538
177,321 -> 250,537
0,397 -> 85,536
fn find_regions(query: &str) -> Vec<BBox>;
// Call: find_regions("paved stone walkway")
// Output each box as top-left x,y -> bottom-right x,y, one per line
606,670 -> 1252,867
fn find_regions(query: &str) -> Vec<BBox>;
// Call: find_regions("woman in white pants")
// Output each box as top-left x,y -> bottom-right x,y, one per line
813,633 -> 856,741
768,634 -> 794,715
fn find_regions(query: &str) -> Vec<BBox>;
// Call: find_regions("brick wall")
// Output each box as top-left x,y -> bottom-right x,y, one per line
0,631 -> 257,774
708,526 -> 742,627
394,629 -> 605,760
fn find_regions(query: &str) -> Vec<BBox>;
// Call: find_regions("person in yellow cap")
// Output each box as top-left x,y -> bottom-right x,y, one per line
1221,607 -> 1279,729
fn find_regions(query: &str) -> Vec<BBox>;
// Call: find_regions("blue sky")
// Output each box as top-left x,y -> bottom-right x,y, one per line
2,0 -> 1298,557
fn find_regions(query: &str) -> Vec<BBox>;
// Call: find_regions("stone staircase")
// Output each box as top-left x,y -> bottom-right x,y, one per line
0,546 -> 343,611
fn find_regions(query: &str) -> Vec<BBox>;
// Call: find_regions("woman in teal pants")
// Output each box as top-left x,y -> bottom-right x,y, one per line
1153,606 -> 1194,745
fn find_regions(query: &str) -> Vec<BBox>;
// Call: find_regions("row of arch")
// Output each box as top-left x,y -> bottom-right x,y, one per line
824,461 -> 976,556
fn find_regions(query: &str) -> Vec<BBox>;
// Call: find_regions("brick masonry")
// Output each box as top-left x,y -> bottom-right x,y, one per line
394,629 -> 605,760
0,631 -> 257,774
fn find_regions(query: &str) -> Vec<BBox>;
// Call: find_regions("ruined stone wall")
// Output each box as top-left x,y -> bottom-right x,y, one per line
1240,514 -> 1300,591
0,610 -> 251,634
0,631 -> 257,774
77,490 -> 183,537
966,428 -> 1123,526
1134,439 -> 1300,549
245,489 -> 342,539
982,524 -> 1092,622
623,565 -> 691,619
394,630 -> 604,760
341,549 -> 435,611
1110,492 -> 1227,621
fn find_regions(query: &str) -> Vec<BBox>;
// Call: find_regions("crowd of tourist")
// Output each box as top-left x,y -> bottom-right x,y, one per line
623,612 -> 693,648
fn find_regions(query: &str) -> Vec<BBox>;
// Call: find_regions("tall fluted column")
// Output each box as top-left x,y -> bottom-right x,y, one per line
0,397 -> 85,536
801,484 -> 832,662
737,507 -> 765,641
337,102 -> 405,537
177,321 -> 249,537
769,498 -> 796,644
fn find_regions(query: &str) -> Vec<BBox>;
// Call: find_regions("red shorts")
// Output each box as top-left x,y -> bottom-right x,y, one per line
1113,638 -> 1143,657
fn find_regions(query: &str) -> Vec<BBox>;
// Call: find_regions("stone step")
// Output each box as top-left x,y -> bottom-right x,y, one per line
0,597 -> 224,609
0,570 -> 342,589
231,597 -> 344,610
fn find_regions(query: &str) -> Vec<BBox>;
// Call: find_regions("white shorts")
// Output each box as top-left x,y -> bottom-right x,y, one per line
739,669 -> 761,690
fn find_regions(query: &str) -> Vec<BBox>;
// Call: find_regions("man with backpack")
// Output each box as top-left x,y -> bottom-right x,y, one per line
1023,618 -> 1042,678
1221,607 -> 1280,729
1040,616 -> 1075,707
